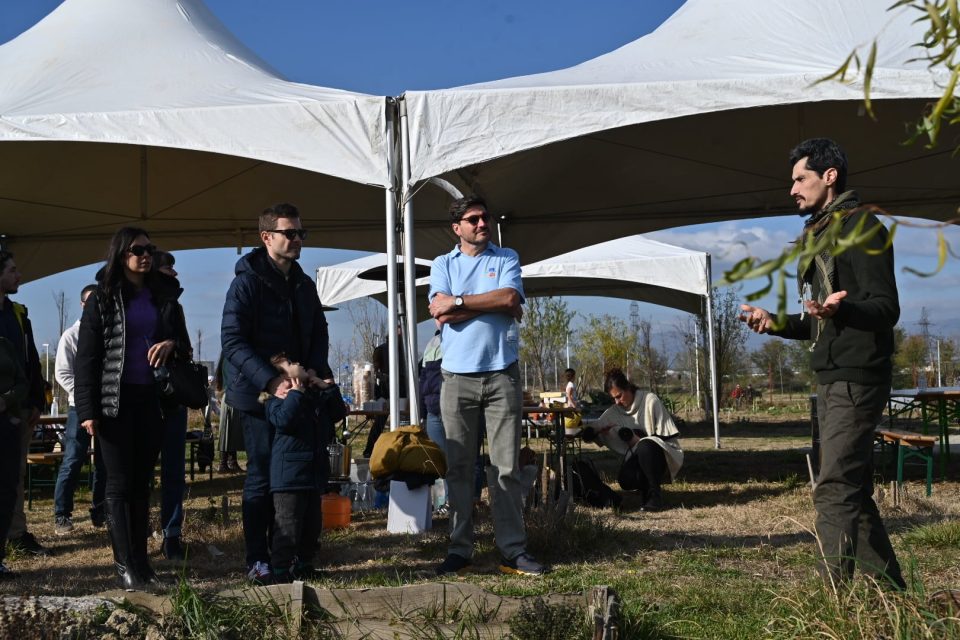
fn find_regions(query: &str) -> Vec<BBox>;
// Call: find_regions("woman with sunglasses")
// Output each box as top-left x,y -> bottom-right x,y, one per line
75,227 -> 191,591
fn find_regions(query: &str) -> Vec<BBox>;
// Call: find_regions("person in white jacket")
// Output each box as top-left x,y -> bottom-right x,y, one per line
591,368 -> 682,511
53,284 -> 107,535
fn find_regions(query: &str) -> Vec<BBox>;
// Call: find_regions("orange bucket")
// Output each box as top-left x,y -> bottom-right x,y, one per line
322,493 -> 351,530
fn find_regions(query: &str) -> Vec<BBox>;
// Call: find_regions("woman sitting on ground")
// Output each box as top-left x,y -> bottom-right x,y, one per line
590,368 -> 683,511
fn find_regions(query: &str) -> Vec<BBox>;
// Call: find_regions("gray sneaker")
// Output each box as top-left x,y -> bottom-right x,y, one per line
499,552 -> 549,576
55,516 -> 74,536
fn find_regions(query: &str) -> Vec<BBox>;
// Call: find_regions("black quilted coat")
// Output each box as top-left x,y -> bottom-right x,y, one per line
75,274 -> 191,421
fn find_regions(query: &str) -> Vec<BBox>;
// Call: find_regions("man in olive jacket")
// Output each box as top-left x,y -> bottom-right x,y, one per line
220,204 -> 333,584
740,138 -> 904,589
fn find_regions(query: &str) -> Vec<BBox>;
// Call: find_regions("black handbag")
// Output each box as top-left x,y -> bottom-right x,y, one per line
156,358 -> 209,410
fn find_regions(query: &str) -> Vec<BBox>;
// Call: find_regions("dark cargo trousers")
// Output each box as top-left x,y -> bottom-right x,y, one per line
814,381 -> 905,589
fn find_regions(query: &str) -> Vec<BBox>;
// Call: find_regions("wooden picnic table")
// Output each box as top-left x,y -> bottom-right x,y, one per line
888,387 -> 960,478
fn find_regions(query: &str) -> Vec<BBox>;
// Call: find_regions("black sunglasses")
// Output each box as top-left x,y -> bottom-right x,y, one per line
267,229 -> 308,240
458,213 -> 489,226
128,244 -> 157,257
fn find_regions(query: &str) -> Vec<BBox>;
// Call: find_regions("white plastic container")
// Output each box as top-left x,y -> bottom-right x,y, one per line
387,481 -> 432,533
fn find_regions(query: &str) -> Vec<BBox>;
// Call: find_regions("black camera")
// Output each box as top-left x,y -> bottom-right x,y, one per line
617,427 -> 637,443
581,425 -> 599,443
153,366 -> 175,397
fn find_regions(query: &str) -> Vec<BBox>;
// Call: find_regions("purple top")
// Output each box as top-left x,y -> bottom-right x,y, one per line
122,286 -> 158,385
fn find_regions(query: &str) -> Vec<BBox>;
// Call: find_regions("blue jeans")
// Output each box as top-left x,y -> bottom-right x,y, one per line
160,405 -> 188,539
53,407 -> 106,519
425,412 -> 448,504
241,410 -> 275,567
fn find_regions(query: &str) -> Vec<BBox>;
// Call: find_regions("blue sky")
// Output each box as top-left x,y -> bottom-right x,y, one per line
3,0 -> 959,367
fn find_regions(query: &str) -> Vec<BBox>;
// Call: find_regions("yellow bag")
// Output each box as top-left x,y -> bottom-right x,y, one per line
550,400 -> 582,429
369,425 -> 447,479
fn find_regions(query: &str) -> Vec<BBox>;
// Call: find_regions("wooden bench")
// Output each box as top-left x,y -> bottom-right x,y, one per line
26,451 -> 64,510
876,429 -> 936,496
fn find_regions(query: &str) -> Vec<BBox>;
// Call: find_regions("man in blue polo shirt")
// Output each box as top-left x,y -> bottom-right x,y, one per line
428,195 -> 547,577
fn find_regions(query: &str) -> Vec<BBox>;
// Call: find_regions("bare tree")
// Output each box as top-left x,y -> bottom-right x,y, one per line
519,297 -> 575,391
635,318 -> 669,393
572,313 -> 632,397
53,290 -> 69,338
346,298 -> 385,365
329,338 -> 352,388
711,288 -> 749,406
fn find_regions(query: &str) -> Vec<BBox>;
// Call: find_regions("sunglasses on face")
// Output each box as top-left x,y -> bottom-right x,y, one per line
458,213 -> 489,226
267,229 -> 308,240
127,244 -> 157,257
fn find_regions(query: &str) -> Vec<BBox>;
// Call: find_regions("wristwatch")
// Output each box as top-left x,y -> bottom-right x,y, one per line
454,295 -> 464,308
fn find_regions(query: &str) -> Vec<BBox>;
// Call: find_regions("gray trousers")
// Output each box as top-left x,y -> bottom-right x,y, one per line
440,362 -> 527,561
814,381 -> 904,588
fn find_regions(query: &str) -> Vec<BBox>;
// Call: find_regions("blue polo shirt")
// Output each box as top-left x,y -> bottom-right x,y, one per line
429,243 -> 524,374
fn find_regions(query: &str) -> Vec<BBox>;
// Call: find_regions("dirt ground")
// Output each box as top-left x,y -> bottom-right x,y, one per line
2,415 -> 958,599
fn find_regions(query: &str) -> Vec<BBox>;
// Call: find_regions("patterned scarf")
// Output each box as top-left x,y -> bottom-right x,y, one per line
795,190 -> 860,346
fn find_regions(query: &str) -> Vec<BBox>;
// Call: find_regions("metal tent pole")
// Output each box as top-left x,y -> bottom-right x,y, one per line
399,99 -> 420,426
385,101 -> 401,430
705,255 -> 720,449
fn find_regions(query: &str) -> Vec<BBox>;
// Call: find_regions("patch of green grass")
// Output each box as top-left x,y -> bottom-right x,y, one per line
902,520 -> 960,549
765,579 -> 960,640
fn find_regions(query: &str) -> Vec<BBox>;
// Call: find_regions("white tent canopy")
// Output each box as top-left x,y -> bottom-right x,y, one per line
401,0 -> 958,264
316,236 -> 722,446
316,254 -> 432,309
0,0 -> 391,280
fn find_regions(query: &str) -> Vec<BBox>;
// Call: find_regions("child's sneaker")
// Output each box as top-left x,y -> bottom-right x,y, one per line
292,561 -> 324,581
272,566 -> 294,584
246,561 -> 273,585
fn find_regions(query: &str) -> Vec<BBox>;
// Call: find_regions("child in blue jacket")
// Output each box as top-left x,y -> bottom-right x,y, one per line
261,354 -> 331,583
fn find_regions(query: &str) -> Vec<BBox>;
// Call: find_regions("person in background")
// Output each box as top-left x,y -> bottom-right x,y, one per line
419,325 -> 447,513
76,227 -> 191,591
53,284 -> 107,535
214,354 -> 244,474
564,368 -> 578,408
590,368 -> 683,512
362,326 -> 407,458
153,250 -> 191,561
0,335 -> 29,578
0,250 -> 51,557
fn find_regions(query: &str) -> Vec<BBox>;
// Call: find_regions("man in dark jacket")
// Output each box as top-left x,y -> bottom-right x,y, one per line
740,138 -> 904,589
221,203 -> 333,584
0,251 -> 50,558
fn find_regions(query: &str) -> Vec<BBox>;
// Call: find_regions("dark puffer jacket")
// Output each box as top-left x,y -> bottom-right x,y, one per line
221,248 -> 333,413
264,389 -> 331,491
75,274 -> 191,421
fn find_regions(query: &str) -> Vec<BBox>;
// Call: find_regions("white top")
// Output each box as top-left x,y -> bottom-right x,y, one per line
597,391 -> 683,480
55,319 -> 81,406
565,381 -> 577,408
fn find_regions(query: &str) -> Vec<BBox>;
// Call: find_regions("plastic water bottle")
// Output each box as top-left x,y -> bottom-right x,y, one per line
431,479 -> 446,510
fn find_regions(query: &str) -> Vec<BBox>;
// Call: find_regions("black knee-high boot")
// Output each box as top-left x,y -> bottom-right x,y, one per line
105,499 -> 147,591
129,498 -> 164,588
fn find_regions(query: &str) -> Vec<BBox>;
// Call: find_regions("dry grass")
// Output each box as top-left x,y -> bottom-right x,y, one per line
3,416 -> 959,638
